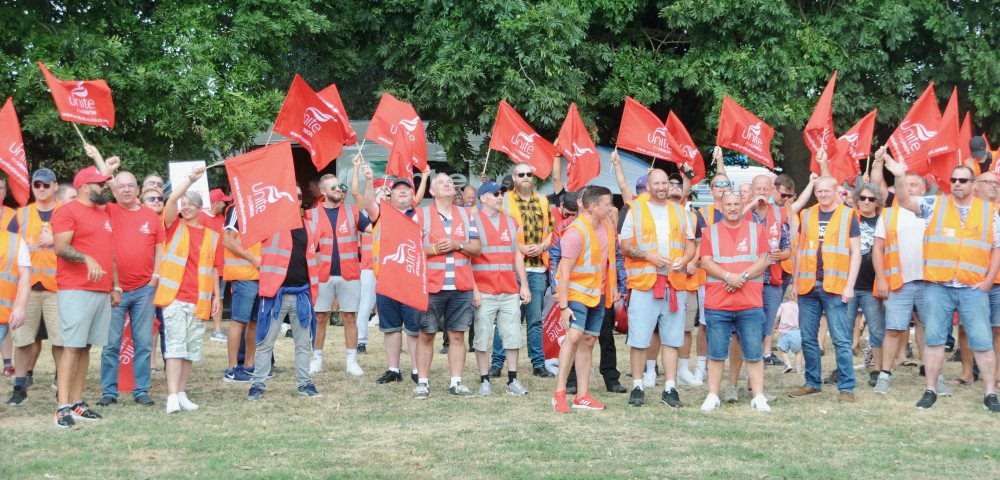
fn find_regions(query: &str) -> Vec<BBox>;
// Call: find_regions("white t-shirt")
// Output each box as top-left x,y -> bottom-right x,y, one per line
874,208 -> 928,284
621,202 -> 695,275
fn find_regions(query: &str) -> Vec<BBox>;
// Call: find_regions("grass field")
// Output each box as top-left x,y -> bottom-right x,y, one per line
2,320 -> 999,479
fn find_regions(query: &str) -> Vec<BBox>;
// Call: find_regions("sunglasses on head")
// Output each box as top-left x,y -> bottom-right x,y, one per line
144,195 -> 164,203
858,195 -> 878,203
515,172 -> 532,178
145,180 -> 164,187
33,182 -> 52,189
950,177 -> 972,184
712,181 -> 731,188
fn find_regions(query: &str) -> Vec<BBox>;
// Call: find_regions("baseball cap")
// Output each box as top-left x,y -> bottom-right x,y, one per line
392,177 -> 414,190
668,173 -> 684,184
636,174 -> 648,190
73,166 -> 112,189
477,181 -> 506,198
501,175 -> 514,189
971,137 -> 988,159
32,168 -> 57,184
209,188 -> 232,203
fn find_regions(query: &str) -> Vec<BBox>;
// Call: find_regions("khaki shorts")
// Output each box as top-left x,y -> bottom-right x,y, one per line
14,289 -> 62,347
58,290 -> 111,348
684,290 -> 698,332
473,293 -> 523,351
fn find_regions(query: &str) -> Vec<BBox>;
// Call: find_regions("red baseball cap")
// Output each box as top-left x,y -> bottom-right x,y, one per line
73,166 -> 113,189
209,188 -> 232,203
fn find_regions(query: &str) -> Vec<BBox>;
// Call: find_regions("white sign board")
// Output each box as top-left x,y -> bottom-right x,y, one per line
168,160 -> 210,212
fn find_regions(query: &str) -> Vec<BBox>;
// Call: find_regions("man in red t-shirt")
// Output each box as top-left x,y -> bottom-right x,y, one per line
51,166 -> 119,428
697,192 -> 772,413
96,163 -> 165,407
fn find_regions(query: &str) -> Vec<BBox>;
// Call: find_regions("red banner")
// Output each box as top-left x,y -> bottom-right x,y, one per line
926,87 -> 961,193
541,294 -> 565,375
225,141 -> 302,247
365,93 -> 428,172
557,103 -> 600,191
317,83 -> 357,146
38,62 -> 115,129
0,98 -> 30,206
117,314 -> 136,393
887,83 -> 940,176
666,111 -> 706,184
616,96 -> 685,163
273,74 -> 344,171
386,128 -> 417,185
828,109 -> 877,185
716,95 -> 774,168
489,100 -> 557,179
804,70 -> 839,175
374,200 -> 428,311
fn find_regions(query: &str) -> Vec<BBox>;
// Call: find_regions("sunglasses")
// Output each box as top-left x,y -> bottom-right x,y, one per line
32,182 -> 52,189
489,190 -> 504,197
779,192 -> 794,199
858,195 -> 878,203
950,177 -> 972,184
144,195 -> 164,203
330,184 -> 348,192
91,181 -> 107,188
668,182 -> 683,187
712,181 -> 731,188
514,172 -> 533,178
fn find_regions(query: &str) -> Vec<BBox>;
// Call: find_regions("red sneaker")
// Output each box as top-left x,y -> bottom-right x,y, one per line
572,392 -> 606,410
2,366 -> 12,376
552,391 -> 569,413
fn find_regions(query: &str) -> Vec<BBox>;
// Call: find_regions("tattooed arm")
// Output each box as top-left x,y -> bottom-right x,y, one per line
54,230 -> 106,282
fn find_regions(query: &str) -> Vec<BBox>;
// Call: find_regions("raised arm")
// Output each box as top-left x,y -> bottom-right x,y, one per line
551,150 -> 564,196
84,144 -> 121,189
868,154 -> 889,201
163,167 -> 204,230
611,150 -> 634,203
880,146 -> 920,214
350,155 -> 364,206
413,170 -> 429,205
791,173 -> 818,215
713,146 -> 727,177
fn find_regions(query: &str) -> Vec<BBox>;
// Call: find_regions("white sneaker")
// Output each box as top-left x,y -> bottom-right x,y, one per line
165,394 -> 180,414
751,393 -> 772,412
642,369 -> 656,388
676,368 -> 703,386
177,392 -> 199,411
309,358 -> 323,374
700,393 -> 721,411
346,361 -> 364,377
694,366 -> 707,383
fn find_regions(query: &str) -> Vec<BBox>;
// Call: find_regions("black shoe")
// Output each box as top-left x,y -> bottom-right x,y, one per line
628,387 -> 644,407
948,349 -> 962,362
54,406 -> 75,428
661,388 -> 683,408
906,343 -> 914,359
823,369 -> 840,385
72,401 -> 102,420
916,390 -> 937,409
357,344 -> 367,355
468,346 -> 475,353
134,395 -> 155,406
6,386 -> 26,405
606,382 -> 628,393
376,370 -> 403,384
488,366 -> 502,378
918,364 -> 925,377
284,328 -> 293,338
533,367 -> 555,378
566,383 -> 577,395
439,347 -> 448,354
985,394 -> 1000,413
96,395 -> 117,406
411,372 -> 418,383
868,371 -> 879,387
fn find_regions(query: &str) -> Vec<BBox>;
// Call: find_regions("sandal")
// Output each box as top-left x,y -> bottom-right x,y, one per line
947,377 -> 973,386
896,360 -> 918,367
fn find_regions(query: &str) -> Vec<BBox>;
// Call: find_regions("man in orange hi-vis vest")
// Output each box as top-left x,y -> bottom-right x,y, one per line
789,175 -> 861,404
884,150 -> 1000,413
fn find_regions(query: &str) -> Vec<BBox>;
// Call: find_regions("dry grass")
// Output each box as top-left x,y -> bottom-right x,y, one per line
3,321 -> 1000,479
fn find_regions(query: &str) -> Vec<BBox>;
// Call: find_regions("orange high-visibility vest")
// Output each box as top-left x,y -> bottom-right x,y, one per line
0,230 -> 22,323
154,222 -> 220,320
311,204 -> 361,281
17,203 -> 59,291
746,203 -> 785,286
781,203 -> 798,275
360,234 -> 374,271
797,204 -> 853,295
470,210 -> 519,295
258,219 -> 321,301
222,230 -> 261,282
623,198 -> 689,291
878,206 -> 906,294
417,204 -> 474,293
502,191 -> 550,268
558,215 -> 617,308
696,204 -> 723,285
923,196 -> 995,285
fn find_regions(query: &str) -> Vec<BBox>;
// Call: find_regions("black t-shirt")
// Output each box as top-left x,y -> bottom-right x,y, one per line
854,214 -> 879,291
282,225 -> 310,288
809,209 -> 861,284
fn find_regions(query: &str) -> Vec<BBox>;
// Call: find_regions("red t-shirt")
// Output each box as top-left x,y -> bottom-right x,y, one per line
198,211 -> 225,235
51,201 -> 114,292
166,220 -> 224,304
107,203 -> 165,291
700,221 -> 768,311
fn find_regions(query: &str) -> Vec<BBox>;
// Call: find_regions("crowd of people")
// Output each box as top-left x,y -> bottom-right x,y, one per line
3,136 -> 999,429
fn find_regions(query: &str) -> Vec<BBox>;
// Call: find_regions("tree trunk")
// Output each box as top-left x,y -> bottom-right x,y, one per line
778,125 -> 814,200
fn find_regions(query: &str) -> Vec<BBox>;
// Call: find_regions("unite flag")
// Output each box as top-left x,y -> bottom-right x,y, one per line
716,95 -> 775,168
374,200 -> 428,311
925,87 -> 962,193
556,103 -> 600,191
828,110 -> 877,185
0,98 -> 30,206
365,93 -> 428,174
317,84 -> 358,146
38,62 -> 115,129
273,74 -> 344,171
616,96 -> 684,163
666,111 -> 706,185
887,83 -> 940,176
804,70 -> 839,175
224,141 -> 302,247
489,100 -> 557,179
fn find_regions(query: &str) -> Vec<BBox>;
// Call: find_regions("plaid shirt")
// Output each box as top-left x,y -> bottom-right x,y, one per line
513,193 -> 553,269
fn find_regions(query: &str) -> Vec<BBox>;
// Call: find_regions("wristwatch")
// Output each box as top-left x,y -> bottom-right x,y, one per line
741,272 -> 749,281
457,242 -> 464,252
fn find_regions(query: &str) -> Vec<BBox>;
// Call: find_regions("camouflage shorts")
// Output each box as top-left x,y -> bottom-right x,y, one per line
163,301 -> 207,361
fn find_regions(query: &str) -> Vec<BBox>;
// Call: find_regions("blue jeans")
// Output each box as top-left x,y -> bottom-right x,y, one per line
799,288 -> 856,393
846,289 -> 886,348
704,308 -> 765,361
923,283 -> 992,351
100,283 -> 156,399
762,284 -> 783,340
492,271 -> 546,369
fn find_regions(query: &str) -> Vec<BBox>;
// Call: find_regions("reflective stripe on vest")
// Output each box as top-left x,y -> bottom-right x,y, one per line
18,203 -> 58,291
361,234 -> 374,270
258,222 -> 321,301
312,204 -> 361,281
747,203 -> 784,286
781,203 -> 798,275
880,206 -> 905,291
420,204 -> 474,292
558,216 -> 616,308
923,196 -> 993,285
470,210 -> 518,294
222,229 -> 262,281
153,223 -> 219,319
0,230 -> 21,323
796,204 -> 852,295
623,199 -> 688,291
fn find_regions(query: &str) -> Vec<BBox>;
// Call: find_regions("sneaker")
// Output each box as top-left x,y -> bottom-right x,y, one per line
411,372 -> 418,384
375,370 -> 403,384
165,394 -> 180,414
789,386 -> 823,398
54,406 -> 75,428
984,394 -> 1000,413
915,390 -> 937,409
489,366 -> 502,378
700,393 -> 721,411
439,347 -> 448,354
413,383 -> 429,399
271,366 -> 285,374
565,383 -> 577,395
96,395 -> 117,406
449,382 -> 473,396
357,344 -> 367,355
782,366 -> 793,374
209,330 -> 227,342
134,395 -> 155,406
298,382 -> 322,398
506,379 -> 528,396
224,366 -> 252,383
628,387 -> 644,407
6,386 -> 27,405
661,388 -> 683,408
642,369 -> 656,388
693,366 -> 707,383
25,374 -> 34,390
309,358 -> 323,374
722,385 -> 739,403
838,391 -> 855,403
765,355 -> 786,367
72,401 -> 102,420
868,370 -> 879,387
572,393 -> 606,410
51,378 -> 58,390
751,393 -> 772,412
532,367 -> 555,378
676,368 -> 703,387
346,361 -> 364,377
552,391 -> 570,413
176,392 -> 198,411
873,372 -> 892,395
478,381 -> 492,397
936,374 -> 953,397
2,366 -> 12,376
823,369 -> 840,385
247,383 -> 266,401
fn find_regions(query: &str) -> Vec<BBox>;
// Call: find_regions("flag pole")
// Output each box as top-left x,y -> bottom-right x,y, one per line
865,155 -> 872,174
480,149 -> 492,177
206,159 -> 226,170
71,123 -> 87,145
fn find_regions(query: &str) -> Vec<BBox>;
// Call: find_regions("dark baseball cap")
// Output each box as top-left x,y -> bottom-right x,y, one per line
391,177 -> 414,190
32,168 -> 56,184
971,137 -> 988,159
501,175 -> 514,189
668,173 -> 684,184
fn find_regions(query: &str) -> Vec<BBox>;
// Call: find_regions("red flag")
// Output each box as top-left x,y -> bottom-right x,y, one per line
489,100 -> 557,178
716,95 -> 775,168
224,141 -> 302,247
828,109 -> 877,185
386,128 -> 416,185
541,295 -> 565,375
615,96 -> 685,163
365,93 -> 428,173
317,84 -> 357,146
37,62 -> 115,129
0,98 -> 30,206
666,111 -> 706,184
374,200 -> 428,311
959,112 -> 974,166
887,83 -> 940,176
557,103 -> 599,191
804,71 -> 839,175
926,87 -> 962,193
273,75 -> 344,171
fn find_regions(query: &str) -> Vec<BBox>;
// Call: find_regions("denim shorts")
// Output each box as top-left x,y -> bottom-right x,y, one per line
989,287 -> 1000,328
923,283 -> 993,351
417,289 -> 474,334
703,308 -> 764,362
230,280 -> 259,323
884,281 -> 925,331
567,296 -> 606,336
376,293 -> 418,336
626,289 -> 686,349
777,328 -> 802,353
